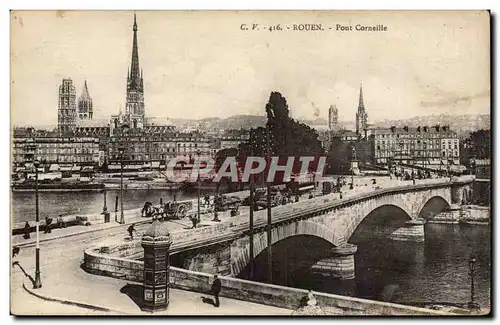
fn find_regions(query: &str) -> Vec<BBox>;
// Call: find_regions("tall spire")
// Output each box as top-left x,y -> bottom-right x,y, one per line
80,80 -> 91,100
358,82 -> 365,112
129,13 -> 140,85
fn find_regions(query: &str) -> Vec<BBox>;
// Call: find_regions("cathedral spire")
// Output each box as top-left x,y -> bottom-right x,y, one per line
355,82 -> 368,135
129,13 -> 140,85
125,13 -> 145,126
80,80 -> 91,100
358,82 -> 365,112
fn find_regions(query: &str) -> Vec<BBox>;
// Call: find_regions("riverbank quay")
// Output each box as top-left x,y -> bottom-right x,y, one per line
11,200 -> 242,249
11,187 -> 253,240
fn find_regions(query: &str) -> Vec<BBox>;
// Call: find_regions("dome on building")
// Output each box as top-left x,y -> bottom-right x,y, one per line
142,220 -> 173,244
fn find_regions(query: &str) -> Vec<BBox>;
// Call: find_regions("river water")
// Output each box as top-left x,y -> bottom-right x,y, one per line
11,188 -> 215,223
293,223 -> 491,310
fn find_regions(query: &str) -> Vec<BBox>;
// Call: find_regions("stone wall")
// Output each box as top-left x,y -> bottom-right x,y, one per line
180,243 -> 232,276
82,246 -> 449,315
428,210 -> 461,224
460,205 -> 490,224
84,246 -> 143,281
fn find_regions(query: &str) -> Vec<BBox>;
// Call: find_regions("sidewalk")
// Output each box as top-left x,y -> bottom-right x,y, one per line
12,212 -> 148,248
19,265 -> 292,316
12,201 -> 245,248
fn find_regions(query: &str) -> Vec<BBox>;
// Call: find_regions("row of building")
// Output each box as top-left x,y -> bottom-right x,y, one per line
12,127 -> 250,171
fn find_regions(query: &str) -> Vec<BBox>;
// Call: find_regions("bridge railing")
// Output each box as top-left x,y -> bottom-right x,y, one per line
226,176 -> 474,234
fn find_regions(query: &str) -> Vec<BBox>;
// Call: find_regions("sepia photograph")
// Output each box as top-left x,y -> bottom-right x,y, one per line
9,10 -> 491,316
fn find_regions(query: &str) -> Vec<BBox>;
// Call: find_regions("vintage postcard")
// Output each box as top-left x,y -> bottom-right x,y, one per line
10,10 -> 491,316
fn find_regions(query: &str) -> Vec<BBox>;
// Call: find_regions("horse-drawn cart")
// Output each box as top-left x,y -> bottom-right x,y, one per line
164,201 -> 193,220
142,200 -> 194,220
214,194 -> 242,212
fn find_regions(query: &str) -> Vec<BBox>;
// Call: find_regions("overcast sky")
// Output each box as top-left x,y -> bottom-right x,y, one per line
11,10 -> 490,127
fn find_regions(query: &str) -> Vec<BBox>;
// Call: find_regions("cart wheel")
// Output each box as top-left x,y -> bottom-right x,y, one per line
177,205 -> 187,219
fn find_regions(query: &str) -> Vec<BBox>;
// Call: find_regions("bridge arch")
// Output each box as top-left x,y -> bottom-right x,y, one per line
231,220 -> 339,277
417,195 -> 451,220
346,203 -> 413,242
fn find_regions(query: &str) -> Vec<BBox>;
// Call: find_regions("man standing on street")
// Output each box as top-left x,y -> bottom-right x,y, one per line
211,274 -> 221,307
127,223 -> 136,240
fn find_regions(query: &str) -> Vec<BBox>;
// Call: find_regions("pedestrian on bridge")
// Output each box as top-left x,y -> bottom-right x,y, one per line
188,214 -> 199,229
57,215 -> 66,229
211,274 -> 222,307
127,223 -> 136,240
212,210 -> 221,222
23,221 -> 31,240
44,217 -> 52,234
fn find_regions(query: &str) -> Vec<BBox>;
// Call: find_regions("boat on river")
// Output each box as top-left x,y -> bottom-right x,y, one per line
11,180 -> 104,192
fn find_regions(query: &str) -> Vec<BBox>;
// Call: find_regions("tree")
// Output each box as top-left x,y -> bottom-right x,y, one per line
460,129 -> 490,170
238,92 -> 325,184
326,138 -> 351,175
465,129 -> 491,159
215,148 -> 240,192
240,91 -> 324,158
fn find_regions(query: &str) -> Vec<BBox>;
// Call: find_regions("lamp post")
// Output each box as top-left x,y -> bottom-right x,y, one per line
119,146 -> 125,224
411,149 -> 415,185
423,140 -> 428,178
468,256 -> 480,311
265,123 -> 272,284
196,149 -> 201,224
350,143 -> 355,189
33,158 -> 42,289
118,124 -> 129,225
102,189 -> 108,213
249,135 -> 255,280
398,142 -> 404,178
446,152 -> 452,181
24,143 -> 42,289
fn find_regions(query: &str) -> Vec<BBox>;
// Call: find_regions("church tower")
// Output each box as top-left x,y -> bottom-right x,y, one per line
124,14 -> 145,129
328,104 -> 338,131
58,78 -> 77,133
78,80 -> 93,120
355,83 -> 368,135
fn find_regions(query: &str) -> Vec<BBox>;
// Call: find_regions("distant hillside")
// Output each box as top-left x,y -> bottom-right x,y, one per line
170,115 -> 267,130
371,114 -> 490,137
18,114 -> 489,136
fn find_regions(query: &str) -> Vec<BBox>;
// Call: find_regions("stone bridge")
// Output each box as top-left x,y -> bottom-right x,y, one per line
170,177 -> 474,281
